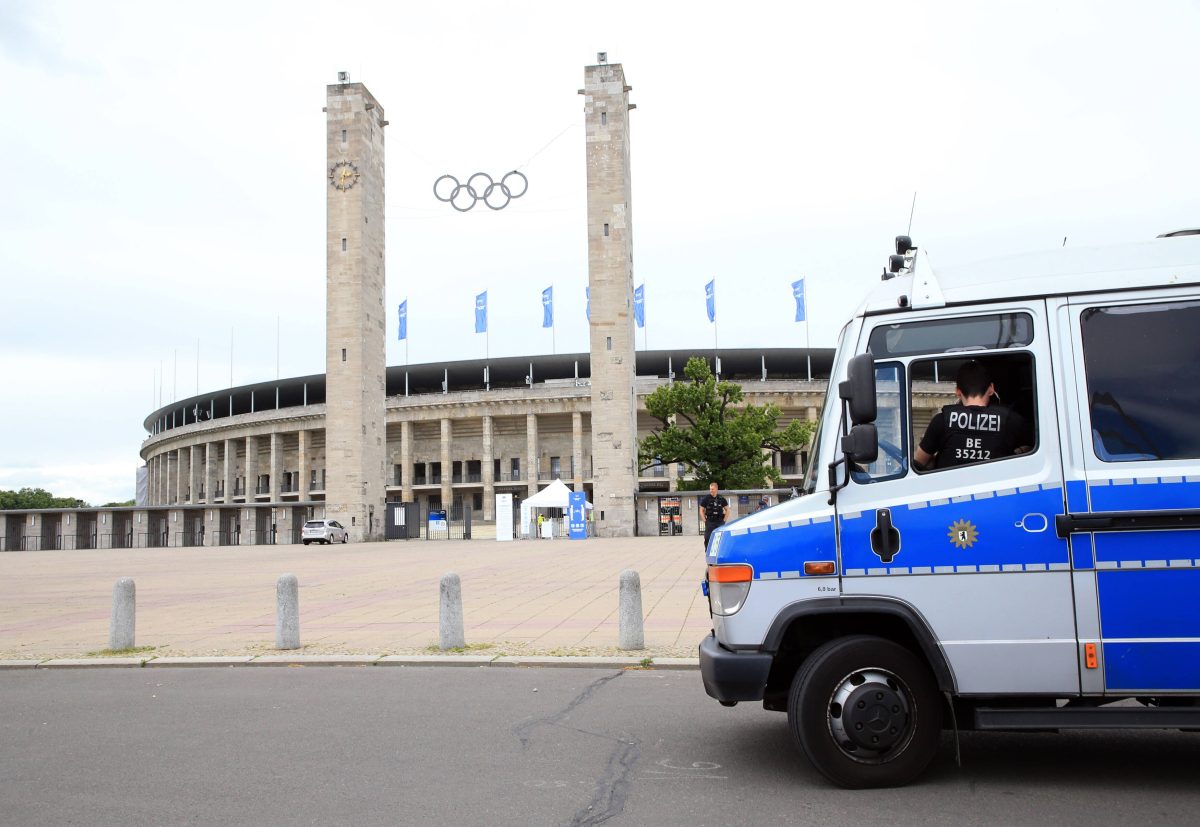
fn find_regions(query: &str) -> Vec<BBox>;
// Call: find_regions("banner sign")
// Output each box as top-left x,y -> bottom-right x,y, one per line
495,493 -> 513,542
568,491 -> 587,540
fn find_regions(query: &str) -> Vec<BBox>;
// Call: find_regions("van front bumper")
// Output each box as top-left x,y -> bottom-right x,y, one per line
698,633 -> 773,703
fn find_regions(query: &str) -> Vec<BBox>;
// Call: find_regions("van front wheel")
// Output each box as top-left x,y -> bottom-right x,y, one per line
787,635 -> 941,788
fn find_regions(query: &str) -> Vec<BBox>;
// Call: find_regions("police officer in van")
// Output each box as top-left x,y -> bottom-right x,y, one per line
699,481 -> 729,550
915,360 -> 1032,471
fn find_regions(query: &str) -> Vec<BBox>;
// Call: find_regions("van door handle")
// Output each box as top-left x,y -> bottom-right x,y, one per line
871,508 -> 901,564
1056,510 -> 1200,539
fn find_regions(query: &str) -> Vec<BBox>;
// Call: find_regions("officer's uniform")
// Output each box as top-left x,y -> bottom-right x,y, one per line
919,403 -> 1030,469
699,493 -> 729,549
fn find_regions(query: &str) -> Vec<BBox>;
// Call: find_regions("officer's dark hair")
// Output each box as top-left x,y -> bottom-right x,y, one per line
955,360 -> 992,398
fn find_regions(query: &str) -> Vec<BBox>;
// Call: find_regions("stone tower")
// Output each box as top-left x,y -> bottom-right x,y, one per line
582,56 -> 637,537
325,79 -> 387,541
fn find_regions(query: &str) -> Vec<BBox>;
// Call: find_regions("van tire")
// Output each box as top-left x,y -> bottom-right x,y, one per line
787,634 -> 941,788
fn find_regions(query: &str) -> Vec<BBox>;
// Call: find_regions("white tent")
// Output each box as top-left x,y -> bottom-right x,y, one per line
524,478 -> 592,510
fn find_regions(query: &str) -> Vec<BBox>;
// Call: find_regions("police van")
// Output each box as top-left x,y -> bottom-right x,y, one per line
699,230 -> 1200,788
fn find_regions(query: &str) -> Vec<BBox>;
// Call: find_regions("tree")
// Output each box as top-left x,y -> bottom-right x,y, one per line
0,487 -> 88,510
639,357 -> 816,490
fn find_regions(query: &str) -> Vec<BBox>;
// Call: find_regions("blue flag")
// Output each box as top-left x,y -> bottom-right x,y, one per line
475,291 -> 487,333
633,284 -> 645,328
397,300 -> 408,341
791,278 -> 806,322
585,286 -> 590,322
542,286 -> 553,328
705,279 -> 715,323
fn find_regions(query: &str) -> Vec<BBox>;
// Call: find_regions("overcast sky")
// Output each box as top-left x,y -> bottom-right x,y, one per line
1,0 -> 1198,505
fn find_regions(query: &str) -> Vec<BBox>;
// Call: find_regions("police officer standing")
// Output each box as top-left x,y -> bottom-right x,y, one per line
699,481 -> 729,550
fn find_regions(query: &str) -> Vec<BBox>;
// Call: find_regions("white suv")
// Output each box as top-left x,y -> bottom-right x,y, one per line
301,519 -> 348,545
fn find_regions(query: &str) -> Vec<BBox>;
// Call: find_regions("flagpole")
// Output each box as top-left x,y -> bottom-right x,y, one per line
805,320 -> 812,381
713,278 -> 719,377
551,283 -> 556,355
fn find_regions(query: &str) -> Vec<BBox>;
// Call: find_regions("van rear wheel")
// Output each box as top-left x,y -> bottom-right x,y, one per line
787,635 -> 941,788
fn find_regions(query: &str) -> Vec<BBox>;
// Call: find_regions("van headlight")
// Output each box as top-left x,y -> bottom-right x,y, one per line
707,564 -> 753,616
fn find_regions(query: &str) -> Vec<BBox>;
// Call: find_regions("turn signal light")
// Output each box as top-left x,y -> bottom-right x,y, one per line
1085,642 -> 1098,669
804,561 -> 836,576
708,564 -> 753,583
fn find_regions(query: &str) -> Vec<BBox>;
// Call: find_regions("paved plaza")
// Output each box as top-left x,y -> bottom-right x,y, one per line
0,535 -> 712,661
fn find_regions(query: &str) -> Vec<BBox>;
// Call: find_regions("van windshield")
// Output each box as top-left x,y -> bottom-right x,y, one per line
801,321 -> 853,494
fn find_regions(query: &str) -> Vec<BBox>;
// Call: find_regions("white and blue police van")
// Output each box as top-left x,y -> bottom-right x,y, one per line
700,230 -> 1200,788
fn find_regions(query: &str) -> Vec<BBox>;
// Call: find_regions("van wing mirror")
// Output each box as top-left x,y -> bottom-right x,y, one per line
838,353 -> 877,425
841,423 -> 878,465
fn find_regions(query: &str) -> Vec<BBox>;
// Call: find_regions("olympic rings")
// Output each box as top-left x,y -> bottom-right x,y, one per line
433,170 -> 528,212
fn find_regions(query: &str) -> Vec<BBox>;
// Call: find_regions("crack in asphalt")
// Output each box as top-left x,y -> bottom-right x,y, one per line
567,735 -> 641,826
509,671 -> 640,825
512,670 -> 625,749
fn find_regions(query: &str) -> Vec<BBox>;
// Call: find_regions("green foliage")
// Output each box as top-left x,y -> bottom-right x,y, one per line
0,487 -> 88,510
639,357 -> 816,490
100,500 -> 136,508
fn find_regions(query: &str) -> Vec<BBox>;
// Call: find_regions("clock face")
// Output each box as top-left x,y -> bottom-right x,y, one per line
329,160 -> 359,191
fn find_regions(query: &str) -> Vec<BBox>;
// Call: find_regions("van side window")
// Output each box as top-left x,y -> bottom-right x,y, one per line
910,353 -> 1038,472
1081,299 -> 1200,461
851,363 -> 908,484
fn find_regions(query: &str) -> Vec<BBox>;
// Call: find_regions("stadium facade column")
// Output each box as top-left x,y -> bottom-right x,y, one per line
269,433 -> 283,500
572,412 -> 584,488
400,420 -> 413,503
582,57 -> 638,536
189,445 -> 201,503
440,418 -> 452,510
245,436 -> 259,499
223,438 -> 235,503
526,413 -> 538,498
482,415 -> 495,520
204,443 -> 216,504
324,79 -> 387,542
297,429 -> 311,500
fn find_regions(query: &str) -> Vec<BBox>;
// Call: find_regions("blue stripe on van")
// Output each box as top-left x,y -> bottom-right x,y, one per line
1089,476 -> 1200,511
1098,569 -> 1200,639
713,518 -> 838,579
838,484 -> 1068,572
1065,479 -> 1089,513
1103,641 -> 1200,692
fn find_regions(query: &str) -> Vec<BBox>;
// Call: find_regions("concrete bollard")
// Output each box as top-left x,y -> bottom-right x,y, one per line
618,569 -> 645,651
276,573 -> 300,650
439,572 -> 465,650
109,577 -> 136,650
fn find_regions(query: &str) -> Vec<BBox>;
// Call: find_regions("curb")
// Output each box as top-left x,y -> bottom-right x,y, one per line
0,655 -> 701,670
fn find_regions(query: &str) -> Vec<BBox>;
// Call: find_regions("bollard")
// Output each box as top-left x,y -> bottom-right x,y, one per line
109,577 -> 136,650
276,573 -> 300,650
618,569 -> 645,650
439,573 -> 465,650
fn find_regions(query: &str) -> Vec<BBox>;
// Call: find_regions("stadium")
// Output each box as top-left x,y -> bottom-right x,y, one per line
4,58 -> 950,551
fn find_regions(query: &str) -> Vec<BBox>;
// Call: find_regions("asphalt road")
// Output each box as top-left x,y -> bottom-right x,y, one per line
1,667 -> 1198,826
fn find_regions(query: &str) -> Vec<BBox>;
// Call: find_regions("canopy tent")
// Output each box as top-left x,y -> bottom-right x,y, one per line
523,478 -> 592,510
